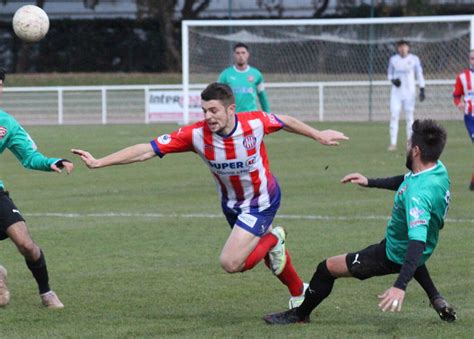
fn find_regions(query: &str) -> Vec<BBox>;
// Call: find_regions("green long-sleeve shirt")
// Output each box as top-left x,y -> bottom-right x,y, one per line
218,65 -> 270,113
0,110 -> 60,189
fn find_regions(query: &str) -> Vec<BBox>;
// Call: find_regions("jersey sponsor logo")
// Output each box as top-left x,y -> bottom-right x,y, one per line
207,156 -> 257,175
410,219 -> 428,228
409,206 -> 425,220
237,213 -> 258,228
204,144 -> 214,151
233,86 -> 254,94
157,134 -> 171,145
247,75 -> 254,83
243,135 -> 257,150
0,126 -> 7,140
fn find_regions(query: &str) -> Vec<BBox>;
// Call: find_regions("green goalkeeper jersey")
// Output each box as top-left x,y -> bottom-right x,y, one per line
218,65 -> 270,113
0,110 -> 60,189
385,161 -> 450,266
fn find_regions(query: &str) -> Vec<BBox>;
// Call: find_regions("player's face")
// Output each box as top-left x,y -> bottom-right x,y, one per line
397,44 -> 409,57
469,51 -> 474,68
202,99 -> 236,134
234,47 -> 249,67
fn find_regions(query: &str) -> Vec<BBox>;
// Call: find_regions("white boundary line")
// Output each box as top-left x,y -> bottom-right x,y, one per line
24,212 -> 473,224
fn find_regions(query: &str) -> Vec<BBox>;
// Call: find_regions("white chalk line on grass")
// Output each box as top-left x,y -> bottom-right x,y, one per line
24,212 -> 474,224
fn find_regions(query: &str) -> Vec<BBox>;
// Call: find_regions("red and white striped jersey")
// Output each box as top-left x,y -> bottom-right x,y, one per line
150,111 -> 284,213
453,68 -> 474,115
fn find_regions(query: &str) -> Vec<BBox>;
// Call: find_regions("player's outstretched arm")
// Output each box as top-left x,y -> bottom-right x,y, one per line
71,143 -> 155,169
341,173 -> 368,186
341,173 -> 404,191
277,114 -> 348,146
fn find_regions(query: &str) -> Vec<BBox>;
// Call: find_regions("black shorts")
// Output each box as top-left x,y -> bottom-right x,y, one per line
346,239 -> 401,280
0,189 -> 25,240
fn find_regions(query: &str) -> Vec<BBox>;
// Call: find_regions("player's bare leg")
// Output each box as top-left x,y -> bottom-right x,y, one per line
220,226 -> 262,273
6,221 -> 63,309
0,265 -> 10,306
220,224 -> 304,304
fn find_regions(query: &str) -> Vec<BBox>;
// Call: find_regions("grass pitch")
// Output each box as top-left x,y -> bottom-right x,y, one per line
0,121 -> 472,337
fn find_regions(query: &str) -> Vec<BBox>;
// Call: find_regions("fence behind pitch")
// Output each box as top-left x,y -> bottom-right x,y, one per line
0,80 -> 460,125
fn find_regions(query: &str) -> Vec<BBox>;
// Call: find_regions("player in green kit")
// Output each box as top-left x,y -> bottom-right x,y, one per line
0,68 -> 73,308
264,119 -> 456,324
218,42 -> 270,112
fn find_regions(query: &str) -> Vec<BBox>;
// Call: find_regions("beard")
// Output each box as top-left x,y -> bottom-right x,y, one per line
405,149 -> 414,171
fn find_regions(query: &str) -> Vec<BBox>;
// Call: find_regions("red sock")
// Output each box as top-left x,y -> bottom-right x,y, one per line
265,250 -> 304,297
242,233 -> 278,272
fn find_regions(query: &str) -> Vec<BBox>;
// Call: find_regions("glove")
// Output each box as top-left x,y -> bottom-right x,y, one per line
55,159 -> 72,169
391,79 -> 401,87
419,88 -> 425,102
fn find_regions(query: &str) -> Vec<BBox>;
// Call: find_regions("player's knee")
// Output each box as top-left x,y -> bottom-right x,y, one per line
219,256 -> 241,273
16,239 -> 38,258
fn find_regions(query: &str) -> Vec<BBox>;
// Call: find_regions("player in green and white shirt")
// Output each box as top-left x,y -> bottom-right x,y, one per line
264,119 -> 456,325
0,68 -> 73,309
218,42 -> 270,113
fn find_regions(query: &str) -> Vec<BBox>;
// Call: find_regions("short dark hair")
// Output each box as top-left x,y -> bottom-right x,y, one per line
0,68 -> 5,82
201,82 -> 235,107
233,42 -> 249,52
410,119 -> 447,163
396,39 -> 410,47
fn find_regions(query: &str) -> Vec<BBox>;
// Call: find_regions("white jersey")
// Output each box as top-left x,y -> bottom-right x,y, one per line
387,53 -> 425,99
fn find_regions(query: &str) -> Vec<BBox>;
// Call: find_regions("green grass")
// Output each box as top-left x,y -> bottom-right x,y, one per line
0,121 -> 472,337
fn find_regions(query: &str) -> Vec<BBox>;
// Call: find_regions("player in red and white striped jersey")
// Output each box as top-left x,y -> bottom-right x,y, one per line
452,50 -> 474,190
72,83 -> 348,309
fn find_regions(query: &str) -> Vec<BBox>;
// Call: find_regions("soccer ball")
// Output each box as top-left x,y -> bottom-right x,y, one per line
12,5 -> 49,43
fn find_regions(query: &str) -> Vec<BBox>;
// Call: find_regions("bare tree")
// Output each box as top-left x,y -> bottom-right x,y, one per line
137,0 -> 210,71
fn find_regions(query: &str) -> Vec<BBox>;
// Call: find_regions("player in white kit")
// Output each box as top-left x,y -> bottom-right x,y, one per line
387,40 -> 426,151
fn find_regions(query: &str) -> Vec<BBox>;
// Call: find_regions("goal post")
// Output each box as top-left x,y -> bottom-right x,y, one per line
182,15 -> 474,124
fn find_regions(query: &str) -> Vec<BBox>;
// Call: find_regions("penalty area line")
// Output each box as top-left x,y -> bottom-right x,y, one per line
23,212 -> 474,224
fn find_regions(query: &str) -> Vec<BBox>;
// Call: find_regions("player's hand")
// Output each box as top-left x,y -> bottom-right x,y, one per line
51,159 -> 74,174
391,79 -> 401,87
71,149 -> 100,169
378,287 -> 405,312
419,88 -> 425,102
316,130 -> 349,146
457,102 -> 464,112
340,173 -> 368,186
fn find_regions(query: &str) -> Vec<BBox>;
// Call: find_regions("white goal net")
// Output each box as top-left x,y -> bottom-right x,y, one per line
182,16 -> 474,123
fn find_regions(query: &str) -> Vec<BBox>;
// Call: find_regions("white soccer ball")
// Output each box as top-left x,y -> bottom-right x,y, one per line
12,5 -> 49,43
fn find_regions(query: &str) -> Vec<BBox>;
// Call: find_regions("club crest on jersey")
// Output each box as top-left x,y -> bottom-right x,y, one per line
0,126 -> 7,140
157,134 -> 171,145
247,75 -> 254,83
243,135 -> 257,150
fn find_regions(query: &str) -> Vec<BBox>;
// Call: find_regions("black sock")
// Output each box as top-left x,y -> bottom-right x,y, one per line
414,264 -> 441,301
25,250 -> 50,294
296,260 -> 336,318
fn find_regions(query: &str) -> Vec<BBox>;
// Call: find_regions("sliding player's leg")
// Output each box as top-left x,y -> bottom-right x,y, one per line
263,240 -> 400,325
414,264 -> 456,322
